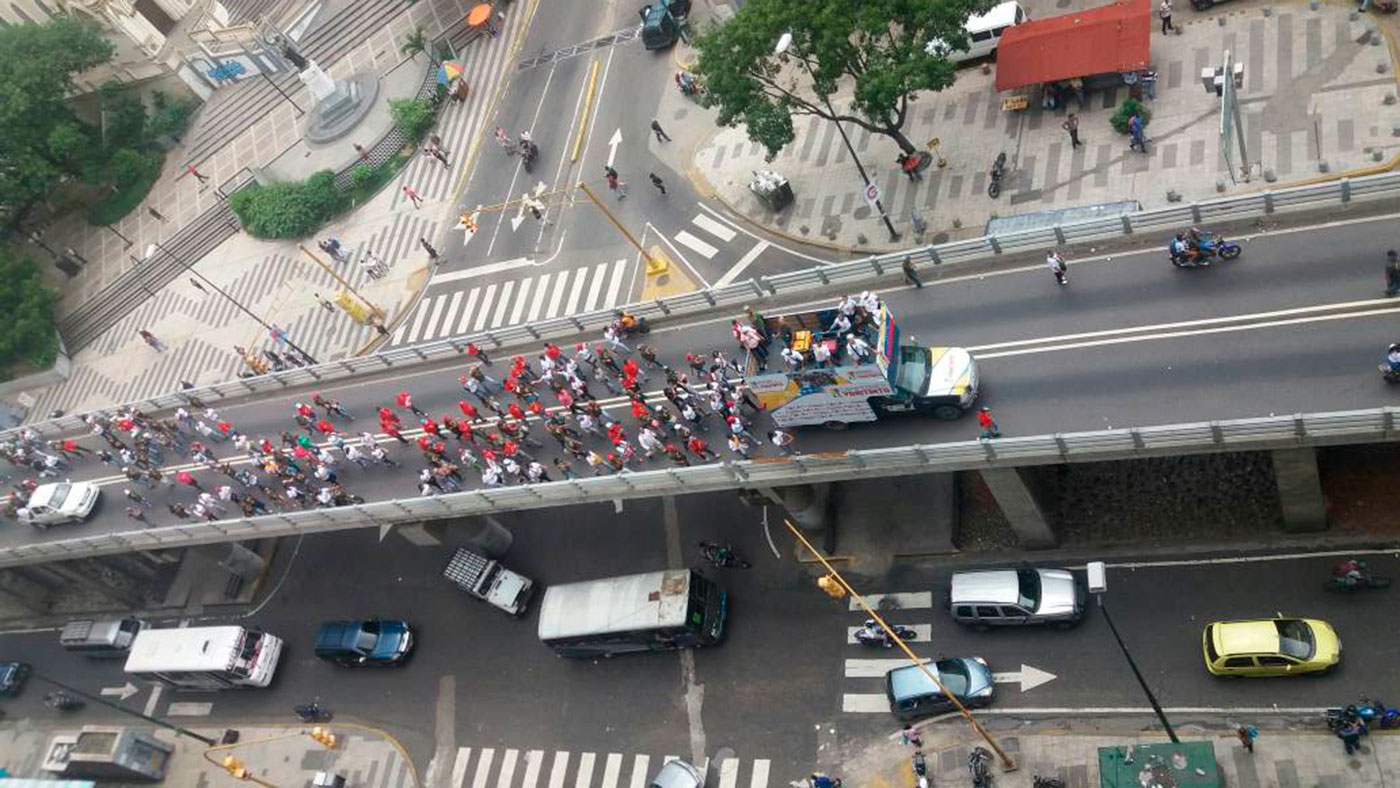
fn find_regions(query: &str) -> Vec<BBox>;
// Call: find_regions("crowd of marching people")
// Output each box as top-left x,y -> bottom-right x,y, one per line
0,293 -> 895,524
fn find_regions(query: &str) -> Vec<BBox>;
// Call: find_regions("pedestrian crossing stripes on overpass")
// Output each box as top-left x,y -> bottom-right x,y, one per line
674,213 -> 740,260
448,748 -> 771,788
392,259 -> 631,346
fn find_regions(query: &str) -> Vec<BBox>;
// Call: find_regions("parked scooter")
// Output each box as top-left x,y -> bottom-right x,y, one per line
44,692 -> 83,712
1356,697 -> 1400,729
987,153 -> 1007,198
967,747 -> 993,788
910,749 -> 929,788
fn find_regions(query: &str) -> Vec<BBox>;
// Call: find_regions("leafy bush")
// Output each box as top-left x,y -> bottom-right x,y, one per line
99,81 -> 147,149
390,97 -> 437,142
148,90 -> 197,141
0,250 -> 58,375
228,169 -> 347,239
1109,98 -> 1151,135
86,149 -> 162,226
349,163 -> 378,193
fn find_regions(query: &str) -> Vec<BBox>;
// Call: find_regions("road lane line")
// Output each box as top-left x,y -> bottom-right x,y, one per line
629,755 -> 650,788
521,750 -> 545,788
574,753 -> 596,788
472,284 -> 498,331
714,241 -> 770,288
674,231 -> 719,259
845,658 -> 929,678
143,683 -> 162,717
601,753 -> 623,788
850,592 -> 932,610
497,749 -> 519,788
452,748 -> 473,788
749,761 -> 770,788
456,287 -> 484,336
490,281 -> 516,328
472,749 -> 496,788
842,693 -> 890,713
432,258 -> 536,284
847,623 -> 932,644
528,273 -> 552,322
693,214 -> 737,242
585,261 -> 609,312
695,202 -> 835,265
548,752 -> 570,788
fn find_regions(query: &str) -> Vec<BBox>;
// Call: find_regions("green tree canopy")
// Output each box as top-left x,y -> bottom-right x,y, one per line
0,249 -> 58,372
0,17 -> 114,229
693,0 -> 987,157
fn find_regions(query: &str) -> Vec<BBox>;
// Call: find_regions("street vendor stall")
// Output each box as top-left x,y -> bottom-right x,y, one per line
993,0 -> 1151,107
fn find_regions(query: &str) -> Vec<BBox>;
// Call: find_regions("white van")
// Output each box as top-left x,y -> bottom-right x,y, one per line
926,2 -> 1028,64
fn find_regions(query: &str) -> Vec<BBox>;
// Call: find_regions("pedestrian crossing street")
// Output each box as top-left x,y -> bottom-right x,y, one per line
667,207 -> 772,289
447,747 -> 772,788
391,258 -> 632,346
840,592 -> 937,715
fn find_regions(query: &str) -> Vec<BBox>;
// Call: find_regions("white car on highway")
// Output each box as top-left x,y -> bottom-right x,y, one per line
16,482 -> 101,528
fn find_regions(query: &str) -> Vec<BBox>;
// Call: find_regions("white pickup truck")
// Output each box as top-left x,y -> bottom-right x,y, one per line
442,547 -> 536,617
17,482 -> 100,529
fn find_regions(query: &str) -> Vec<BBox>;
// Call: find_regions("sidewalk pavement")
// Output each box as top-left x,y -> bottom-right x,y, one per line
847,717 -> 1399,787
0,722 -> 417,787
687,0 -> 1400,252
9,1 -> 534,421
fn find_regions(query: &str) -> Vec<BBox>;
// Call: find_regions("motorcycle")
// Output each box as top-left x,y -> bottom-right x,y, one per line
853,620 -> 917,648
1356,697 -> 1400,729
1169,230 -> 1242,267
808,774 -> 842,788
294,702 -> 333,723
520,140 -> 538,173
1032,778 -> 1065,788
44,692 -> 83,711
1325,704 -> 1369,736
987,152 -> 1007,198
676,71 -> 705,100
910,749 -> 929,788
1326,559 -> 1392,592
698,541 -> 751,569
968,746 -> 993,788
897,151 -> 932,181
613,311 -> 651,336
1381,344 -> 1400,383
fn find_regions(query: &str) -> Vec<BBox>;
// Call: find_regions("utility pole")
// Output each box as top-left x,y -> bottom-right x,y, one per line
297,244 -> 386,321
576,182 -> 659,267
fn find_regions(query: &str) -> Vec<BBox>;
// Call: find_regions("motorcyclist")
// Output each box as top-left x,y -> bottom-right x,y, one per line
858,619 -> 885,643
1335,559 -> 1367,587
1387,343 -> 1400,372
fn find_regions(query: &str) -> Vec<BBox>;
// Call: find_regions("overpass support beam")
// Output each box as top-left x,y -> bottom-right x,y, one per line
0,569 -> 53,614
42,561 -> 144,608
978,468 -> 1058,549
1271,448 -> 1328,532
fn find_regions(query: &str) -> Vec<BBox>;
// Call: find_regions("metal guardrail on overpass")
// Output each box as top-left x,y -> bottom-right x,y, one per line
9,170 -> 1400,442
3,406 -> 1396,569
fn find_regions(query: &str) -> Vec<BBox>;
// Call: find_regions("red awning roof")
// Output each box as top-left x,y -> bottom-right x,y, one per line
994,0 -> 1151,92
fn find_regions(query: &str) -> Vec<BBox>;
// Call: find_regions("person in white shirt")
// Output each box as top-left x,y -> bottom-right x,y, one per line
847,334 -> 872,363
813,342 -> 833,368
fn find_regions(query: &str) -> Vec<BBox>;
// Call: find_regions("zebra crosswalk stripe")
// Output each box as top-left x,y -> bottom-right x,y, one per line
454,750 -> 772,788
693,214 -> 737,242
628,755 -> 650,788
522,750 -> 545,788
491,280 -> 516,328
675,230 -> 718,259
498,750 -> 520,788
546,269 -> 570,317
585,261 -> 608,312
601,753 -> 624,788
440,290 -> 465,337
473,748 -> 497,788
548,752 -> 570,788
457,287 -> 483,335
574,753 -> 596,788
605,259 -> 628,307
509,278 -> 533,326
473,284 -> 498,331
528,273 -> 552,322
451,747 -> 473,788
749,760 -> 769,788
718,759 -> 740,788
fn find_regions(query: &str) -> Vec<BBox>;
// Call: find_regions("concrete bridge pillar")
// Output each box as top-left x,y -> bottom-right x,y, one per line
978,468 -> 1058,549
1271,448 -> 1328,532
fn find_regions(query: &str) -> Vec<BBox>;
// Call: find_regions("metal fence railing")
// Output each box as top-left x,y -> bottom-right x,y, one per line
16,170 -> 1400,442
0,406 -> 1395,569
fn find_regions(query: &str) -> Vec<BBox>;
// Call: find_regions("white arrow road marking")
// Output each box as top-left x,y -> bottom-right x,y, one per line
607,128 -> 623,167
846,623 -> 932,645
512,193 -> 527,232
849,592 -> 933,611
845,658 -> 929,678
100,682 -> 139,701
992,664 -> 1057,692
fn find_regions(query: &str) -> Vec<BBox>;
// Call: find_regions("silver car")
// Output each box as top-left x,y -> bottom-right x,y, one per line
947,566 -> 1084,629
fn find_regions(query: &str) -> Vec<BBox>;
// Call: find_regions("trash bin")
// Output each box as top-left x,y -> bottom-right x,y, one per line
749,169 -> 793,211
54,255 -> 81,278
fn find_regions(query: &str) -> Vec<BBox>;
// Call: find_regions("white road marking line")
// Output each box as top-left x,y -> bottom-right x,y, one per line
565,266 -> 590,316
471,749 -> 496,788
491,280 -> 516,328
849,592 -> 932,611
842,693 -> 890,713
497,749 -> 519,788
143,684 -> 163,717
674,230 -> 719,259
714,241 -> 770,288
547,269 -> 572,317
847,623 -> 932,644
629,754 -> 650,788
432,257 -> 536,283
977,305 -> 1400,359
473,284 -> 498,331
585,261 -> 609,312
604,259 -> 628,306
509,279 -> 533,326
451,748 -> 473,788
601,753 -> 624,788
574,753 -> 596,788
695,201 -> 834,265
845,658 -> 929,678
717,759 -> 739,788
692,214 -> 737,242
407,297 -> 434,343
750,760 -> 770,788
392,320 -> 408,344
166,701 -> 213,716
521,750 -> 545,788
528,273 -> 552,322
548,752 -> 570,788
439,291 -> 465,341
421,295 -> 448,342
457,287 -> 483,335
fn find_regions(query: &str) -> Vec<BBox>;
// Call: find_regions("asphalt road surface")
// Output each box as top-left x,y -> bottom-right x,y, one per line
0,499 -> 1390,778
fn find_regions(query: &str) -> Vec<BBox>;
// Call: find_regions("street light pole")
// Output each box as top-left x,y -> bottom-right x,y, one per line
775,34 -> 900,243
1087,561 -> 1179,743
147,242 -> 319,365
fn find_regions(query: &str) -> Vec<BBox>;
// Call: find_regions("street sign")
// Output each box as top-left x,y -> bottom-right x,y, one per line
1220,51 -> 1237,184
863,182 -> 882,209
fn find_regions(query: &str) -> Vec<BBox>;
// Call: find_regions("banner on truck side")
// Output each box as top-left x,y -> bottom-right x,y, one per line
748,365 -> 895,427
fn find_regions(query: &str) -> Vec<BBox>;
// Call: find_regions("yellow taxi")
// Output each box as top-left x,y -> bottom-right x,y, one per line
1202,618 -> 1341,677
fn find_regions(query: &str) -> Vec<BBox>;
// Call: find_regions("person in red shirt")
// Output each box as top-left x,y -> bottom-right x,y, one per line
465,341 -> 490,365
454,419 -> 476,445
382,421 -> 407,444
458,399 -> 481,422
977,407 -> 1000,440
507,402 -> 525,421
296,402 -> 315,420
544,342 -> 562,361
417,435 -> 434,453
315,419 -> 335,436
630,400 -> 649,421
421,417 -> 441,437
217,420 -> 233,437
555,390 -> 574,411
607,421 -> 626,445
378,407 -> 400,425
396,390 -> 427,418
687,436 -> 717,460
528,400 -> 546,417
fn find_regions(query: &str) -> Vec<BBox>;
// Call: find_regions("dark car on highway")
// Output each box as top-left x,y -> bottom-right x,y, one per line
313,620 -> 414,667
